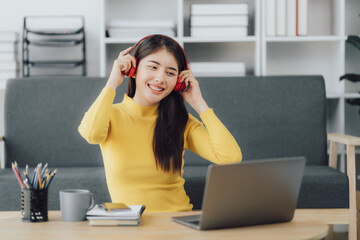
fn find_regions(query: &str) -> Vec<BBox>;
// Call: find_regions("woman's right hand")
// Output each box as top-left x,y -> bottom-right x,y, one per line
106,46 -> 136,91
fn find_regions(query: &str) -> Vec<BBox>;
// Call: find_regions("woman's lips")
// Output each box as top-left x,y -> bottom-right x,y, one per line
148,84 -> 165,93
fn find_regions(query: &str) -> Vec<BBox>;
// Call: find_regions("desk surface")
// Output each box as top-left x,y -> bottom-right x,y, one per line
0,209 -> 349,240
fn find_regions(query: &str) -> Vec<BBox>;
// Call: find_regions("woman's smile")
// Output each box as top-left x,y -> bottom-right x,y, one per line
147,83 -> 165,93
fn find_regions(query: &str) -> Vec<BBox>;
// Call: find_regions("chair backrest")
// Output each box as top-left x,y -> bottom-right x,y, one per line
184,75 -> 328,166
4,77 -> 126,168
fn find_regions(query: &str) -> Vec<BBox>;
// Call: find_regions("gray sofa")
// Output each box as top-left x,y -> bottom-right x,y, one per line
0,76 -> 350,212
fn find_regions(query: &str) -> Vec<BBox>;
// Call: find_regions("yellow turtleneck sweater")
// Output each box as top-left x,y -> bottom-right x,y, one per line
78,86 -> 242,212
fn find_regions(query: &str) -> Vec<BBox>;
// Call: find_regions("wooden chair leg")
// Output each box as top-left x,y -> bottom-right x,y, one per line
346,145 -> 357,240
326,224 -> 334,240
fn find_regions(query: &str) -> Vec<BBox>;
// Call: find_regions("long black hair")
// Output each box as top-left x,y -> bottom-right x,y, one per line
127,35 -> 189,174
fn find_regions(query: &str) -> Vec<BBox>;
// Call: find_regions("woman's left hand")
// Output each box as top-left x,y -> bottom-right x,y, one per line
178,66 -> 209,115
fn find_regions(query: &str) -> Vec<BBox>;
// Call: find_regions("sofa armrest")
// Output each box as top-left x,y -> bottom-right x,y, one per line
328,133 -> 360,169
328,133 -> 360,146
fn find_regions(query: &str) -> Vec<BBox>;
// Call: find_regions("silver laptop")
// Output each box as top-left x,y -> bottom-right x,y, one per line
172,156 -> 306,230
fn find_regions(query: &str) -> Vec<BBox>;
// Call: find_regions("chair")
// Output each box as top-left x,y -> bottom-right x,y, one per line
328,133 -> 360,240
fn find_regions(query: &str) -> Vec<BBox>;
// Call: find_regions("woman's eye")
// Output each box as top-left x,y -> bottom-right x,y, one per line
168,72 -> 176,76
148,65 -> 157,70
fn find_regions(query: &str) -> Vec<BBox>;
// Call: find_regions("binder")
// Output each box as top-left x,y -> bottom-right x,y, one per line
297,0 -> 308,36
266,0 -> 276,36
276,0 -> 286,36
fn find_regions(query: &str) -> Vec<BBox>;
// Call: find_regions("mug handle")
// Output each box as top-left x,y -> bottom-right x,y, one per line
88,193 -> 96,210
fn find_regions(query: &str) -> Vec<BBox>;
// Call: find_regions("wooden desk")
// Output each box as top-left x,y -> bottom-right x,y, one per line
0,209 -> 342,240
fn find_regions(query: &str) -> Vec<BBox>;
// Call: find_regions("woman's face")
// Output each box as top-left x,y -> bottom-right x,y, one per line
132,48 -> 179,106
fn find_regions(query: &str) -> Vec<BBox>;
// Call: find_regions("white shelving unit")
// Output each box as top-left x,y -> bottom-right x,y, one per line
100,0 -> 261,77
100,0 -> 360,169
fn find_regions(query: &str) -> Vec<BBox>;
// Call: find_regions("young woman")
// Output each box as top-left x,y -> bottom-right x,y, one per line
78,35 -> 242,212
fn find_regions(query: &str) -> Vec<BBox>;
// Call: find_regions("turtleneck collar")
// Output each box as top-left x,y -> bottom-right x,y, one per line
122,94 -> 159,117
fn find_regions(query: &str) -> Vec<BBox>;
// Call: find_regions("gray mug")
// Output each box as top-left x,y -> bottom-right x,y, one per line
59,189 -> 95,222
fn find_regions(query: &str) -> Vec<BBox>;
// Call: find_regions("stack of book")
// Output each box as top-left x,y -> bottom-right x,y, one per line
190,3 -> 249,37
189,62 -> 246,77
266,0 -> 308,36
86,204 -> 146,226
107,19 -> 176,38
0,32 -> 19,89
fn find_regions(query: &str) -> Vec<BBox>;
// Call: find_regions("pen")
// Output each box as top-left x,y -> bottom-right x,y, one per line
23,170 -> 34,189
24,179 -> 30,189
41,163 -> 48,177
12,163 -> 25,189
33,164 -> 40,189
38,167 -> 42,189
45,169 -> 57,189
32,164 -> 39,187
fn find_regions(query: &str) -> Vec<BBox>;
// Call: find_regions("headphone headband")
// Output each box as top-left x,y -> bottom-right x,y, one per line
126,34 -> 189,92
129,34 -> 188,70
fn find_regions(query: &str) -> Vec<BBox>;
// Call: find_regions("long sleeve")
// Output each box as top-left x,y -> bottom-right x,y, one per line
78,86 -> 116,144
185,108 -> 242,164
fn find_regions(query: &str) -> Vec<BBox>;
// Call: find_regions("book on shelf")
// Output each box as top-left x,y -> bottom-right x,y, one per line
266,0 -> 308,37
0,42 -> 17,52
191,15 -> 248,27
108,28 -> 175,38
107,19 -> 176,38
86,204 -> 146,227
266,0 -> 276,36
0,71 -> 18,80
191,3 -> 248,15
276,0 -> 286,36
108,19 -> 175,29
0,32 -> 18,42
0,31 -> 19,89
0,62 -> 18,71
191,27 -> 247,38
296,0 -> 308,36
0,52 -> 17,62
287,0 -> 297,36
189,62 -> 246,77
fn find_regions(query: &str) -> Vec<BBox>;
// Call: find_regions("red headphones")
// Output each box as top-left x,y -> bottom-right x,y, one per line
124,34 -> 188,92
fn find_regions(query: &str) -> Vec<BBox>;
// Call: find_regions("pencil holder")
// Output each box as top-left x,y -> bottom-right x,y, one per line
21,188 -> 48,222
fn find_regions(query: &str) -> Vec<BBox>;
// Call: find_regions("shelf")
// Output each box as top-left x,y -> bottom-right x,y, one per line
26,38 -> 84,47
26,28 -> 84,36
326,92 -> 343,99
265,36 -> 345,42
104,36 -> 258,44
103,37 -> 180,44
25,60 -> 85,69
344,92 -> 360,99
182,36 -> 257,43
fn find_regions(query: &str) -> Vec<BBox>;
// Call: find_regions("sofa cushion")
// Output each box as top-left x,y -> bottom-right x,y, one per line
183,165 -> 209,209
297,166 -> 349,208
183,165 -> 349,210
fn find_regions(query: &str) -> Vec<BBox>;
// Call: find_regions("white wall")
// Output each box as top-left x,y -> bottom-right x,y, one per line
0,0 -> 102,167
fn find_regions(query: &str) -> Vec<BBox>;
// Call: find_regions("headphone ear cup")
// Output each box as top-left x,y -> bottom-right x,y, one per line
125,57 -> 137,77
174,77 -> 187,92
173,77 -> 182,91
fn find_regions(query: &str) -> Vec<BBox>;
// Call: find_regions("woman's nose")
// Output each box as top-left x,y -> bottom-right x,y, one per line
154,71 -> 166,83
